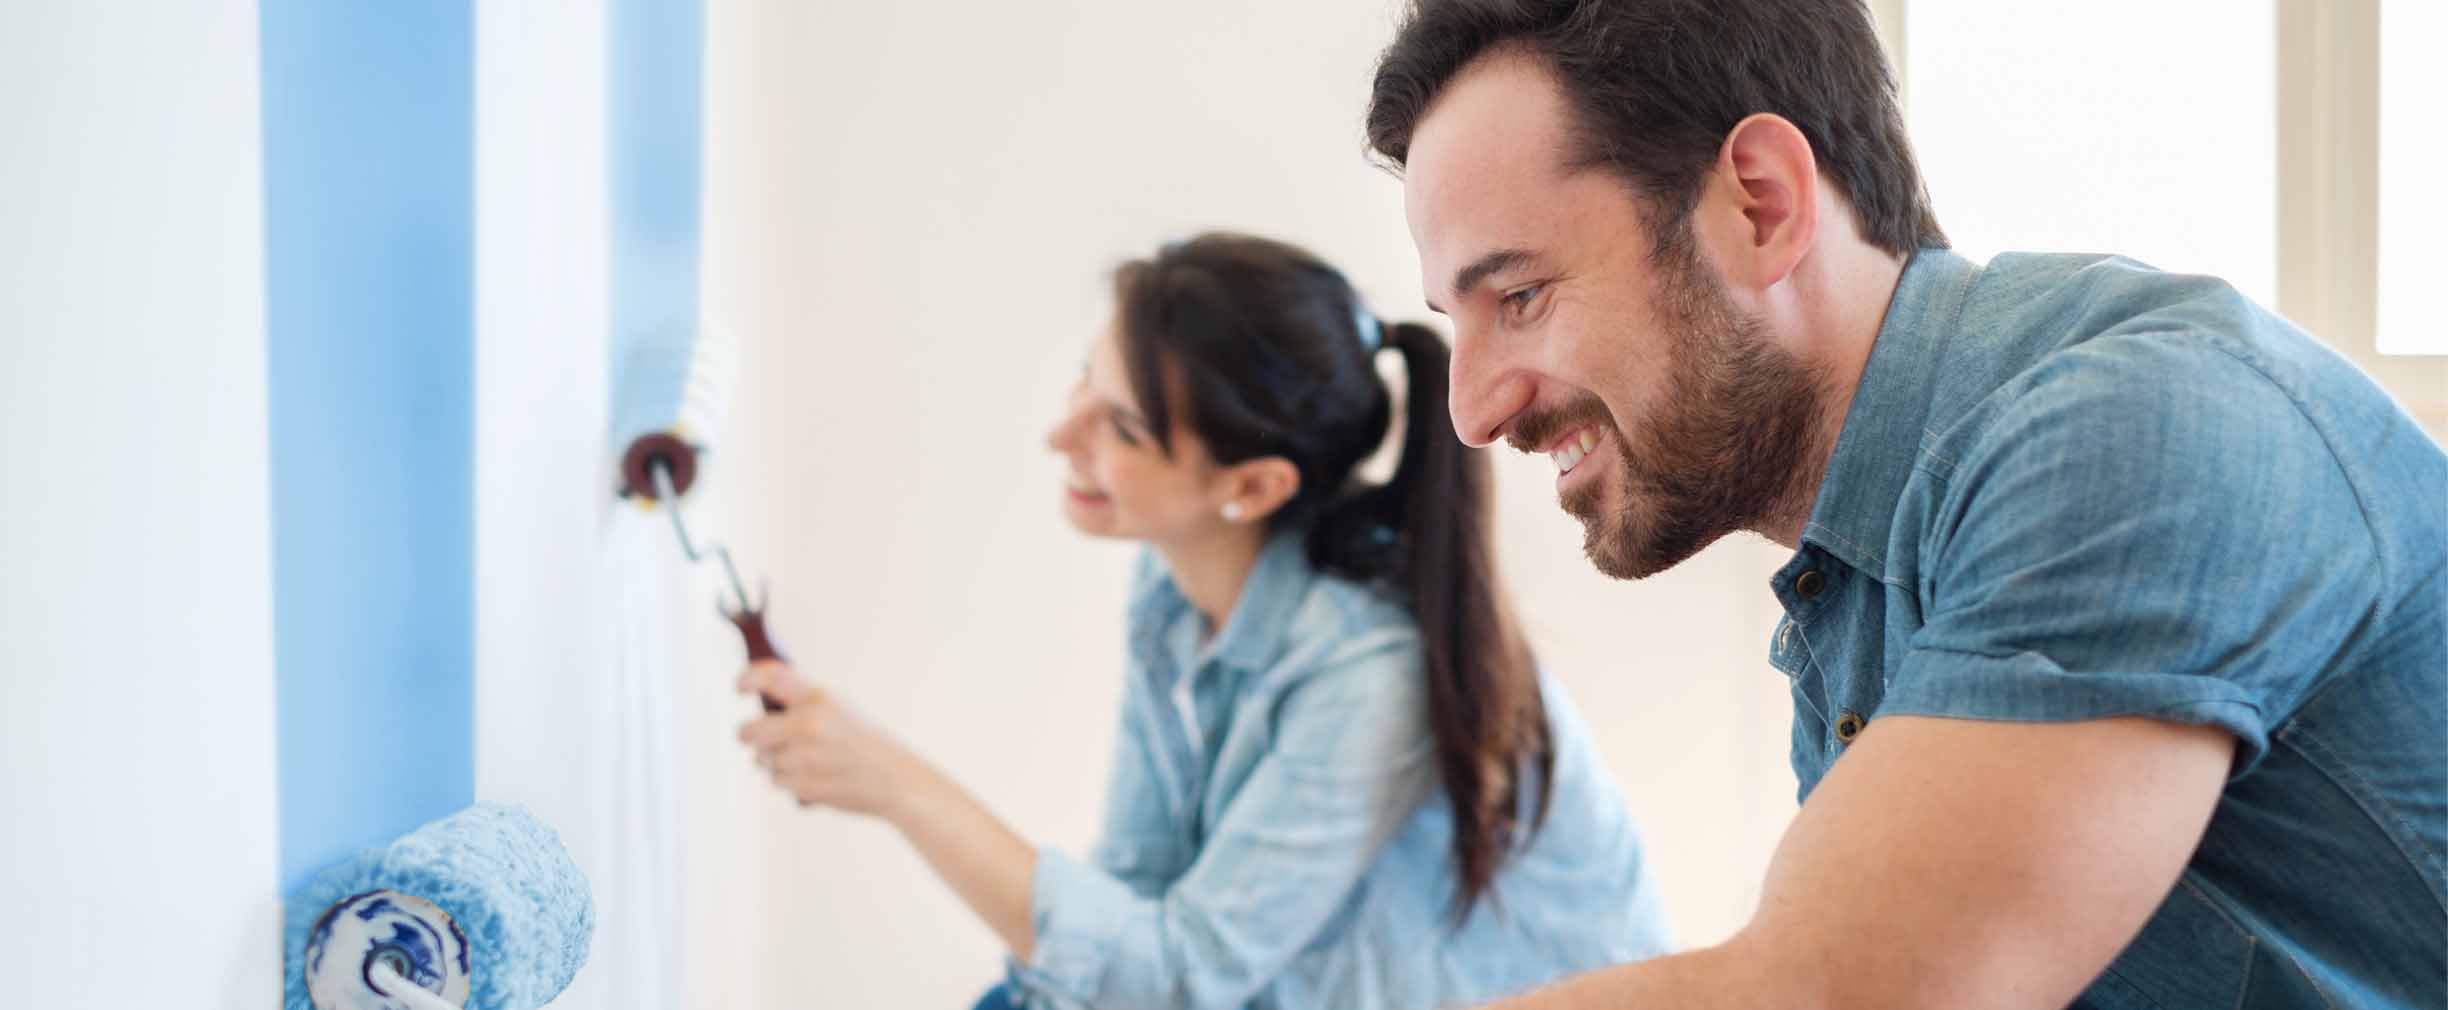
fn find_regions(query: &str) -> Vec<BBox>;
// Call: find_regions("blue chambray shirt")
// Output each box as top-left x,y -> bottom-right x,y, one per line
1006,533 -> 1673,1009
1774,249 -> 2446,1007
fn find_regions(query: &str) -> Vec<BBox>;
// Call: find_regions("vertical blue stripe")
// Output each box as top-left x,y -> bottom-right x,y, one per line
610,0 -> 704,365
262,2 -> 476,894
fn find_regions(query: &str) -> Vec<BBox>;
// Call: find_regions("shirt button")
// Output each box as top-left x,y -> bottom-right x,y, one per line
1795,569 -> 1827,600
1834,710 -> 1867,745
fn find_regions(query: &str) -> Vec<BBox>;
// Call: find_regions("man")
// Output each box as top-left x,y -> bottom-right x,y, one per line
1366,1 -> 2446,1007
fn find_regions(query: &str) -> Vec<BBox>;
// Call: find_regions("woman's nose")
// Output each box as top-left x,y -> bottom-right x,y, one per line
1045,403 -> 1086,453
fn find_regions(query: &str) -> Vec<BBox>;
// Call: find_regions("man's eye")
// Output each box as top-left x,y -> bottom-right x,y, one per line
1502,284 -> 1545,315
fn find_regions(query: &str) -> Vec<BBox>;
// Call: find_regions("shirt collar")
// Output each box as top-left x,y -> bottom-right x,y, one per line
1799,247 -> 1980,576
1137,528 -> 1316,677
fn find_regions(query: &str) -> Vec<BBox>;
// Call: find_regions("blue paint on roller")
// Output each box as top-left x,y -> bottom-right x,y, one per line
259,1 -> 477,897
285,804 -> 593,1010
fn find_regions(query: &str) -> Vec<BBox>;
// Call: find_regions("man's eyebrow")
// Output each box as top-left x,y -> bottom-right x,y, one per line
1426,247 -> 1536,314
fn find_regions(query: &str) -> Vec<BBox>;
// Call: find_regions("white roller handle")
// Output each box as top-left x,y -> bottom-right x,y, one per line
304,890 -> 474,1010
369,961 -> 465,1010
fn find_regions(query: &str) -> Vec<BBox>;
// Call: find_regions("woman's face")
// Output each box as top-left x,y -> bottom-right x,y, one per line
1045,319 -> 1236,544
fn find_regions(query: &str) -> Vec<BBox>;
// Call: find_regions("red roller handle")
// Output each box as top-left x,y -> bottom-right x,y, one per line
725,607 -> 787,714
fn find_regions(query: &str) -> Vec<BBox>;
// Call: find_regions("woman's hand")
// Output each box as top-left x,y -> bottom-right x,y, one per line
736,660 -> 925,820
736,660 -> 1041,958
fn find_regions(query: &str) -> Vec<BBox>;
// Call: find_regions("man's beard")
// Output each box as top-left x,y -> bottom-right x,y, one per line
1517,246 -> 1832,580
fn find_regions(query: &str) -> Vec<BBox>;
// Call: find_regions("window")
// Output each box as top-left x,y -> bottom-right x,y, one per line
2376,0 -> 2444,355
1904,1 -> 2279,305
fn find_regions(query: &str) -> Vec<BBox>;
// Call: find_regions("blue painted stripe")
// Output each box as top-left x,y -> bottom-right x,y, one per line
610,0 -> 704,364
262,1 -> 476,895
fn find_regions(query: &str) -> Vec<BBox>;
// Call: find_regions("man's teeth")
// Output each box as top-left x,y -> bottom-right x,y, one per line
1550,429 -> 1598,474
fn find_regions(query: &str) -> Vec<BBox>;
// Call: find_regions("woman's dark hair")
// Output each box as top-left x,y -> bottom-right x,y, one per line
1366,0 -> 1946,259
1113,232 -> 1550,921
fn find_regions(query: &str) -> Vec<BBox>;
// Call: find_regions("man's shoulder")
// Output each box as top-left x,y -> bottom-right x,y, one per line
1927,325 -> 2321,488
1960,252 -> 2278,364
1902,310 -> 2381,590
1928,253 -> 2371,485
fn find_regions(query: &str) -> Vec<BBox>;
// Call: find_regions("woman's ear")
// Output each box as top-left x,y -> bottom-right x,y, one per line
1216,456 -> 1301,524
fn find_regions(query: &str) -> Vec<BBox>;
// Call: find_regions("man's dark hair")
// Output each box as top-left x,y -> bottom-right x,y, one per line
1367,0 -> 1946,257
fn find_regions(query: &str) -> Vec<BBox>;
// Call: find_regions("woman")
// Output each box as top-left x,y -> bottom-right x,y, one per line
736,233 -> 1672,1009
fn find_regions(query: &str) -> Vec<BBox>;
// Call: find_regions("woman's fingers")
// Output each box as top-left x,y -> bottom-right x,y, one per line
738,659 -> 820,705
737,658 -> 788,696
737,691 -> 831,748
769,743 -> 811,776
737,711 -> 792,749
733,687 -> 887,814
765,749 -> 840,807
741,709 -> 836,792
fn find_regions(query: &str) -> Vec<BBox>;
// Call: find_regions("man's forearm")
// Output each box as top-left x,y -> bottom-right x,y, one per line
1491,715 -> 2232,1010
1488,935 -> 1798,1010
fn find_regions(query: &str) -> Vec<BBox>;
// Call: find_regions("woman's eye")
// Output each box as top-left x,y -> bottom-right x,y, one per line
1109,418 -> 1140,446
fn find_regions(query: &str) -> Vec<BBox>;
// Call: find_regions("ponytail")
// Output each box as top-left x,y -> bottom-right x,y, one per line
1311,321 -> 1554,923
1109,235 -> 1554,922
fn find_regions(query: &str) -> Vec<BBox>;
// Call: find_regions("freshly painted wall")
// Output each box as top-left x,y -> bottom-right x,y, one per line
260,0 -> 479,896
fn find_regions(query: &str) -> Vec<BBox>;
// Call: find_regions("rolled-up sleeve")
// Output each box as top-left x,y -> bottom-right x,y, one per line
1884,334 -> 2383,775
1006,628 -> 1433,1010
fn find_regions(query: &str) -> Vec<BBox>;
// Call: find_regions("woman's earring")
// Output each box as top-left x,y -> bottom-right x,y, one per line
1221,502 -> 1245,522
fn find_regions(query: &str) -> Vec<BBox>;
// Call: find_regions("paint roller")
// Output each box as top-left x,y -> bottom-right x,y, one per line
611,327 -> 787,712
283,804 -> 592,1010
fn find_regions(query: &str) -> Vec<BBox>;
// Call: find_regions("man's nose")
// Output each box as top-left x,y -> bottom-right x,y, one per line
1447,324 -> 1532,449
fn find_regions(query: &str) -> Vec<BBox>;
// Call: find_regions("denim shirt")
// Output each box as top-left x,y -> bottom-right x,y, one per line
1007,533 -> 1672,1009
1775,249 -> 2447,1007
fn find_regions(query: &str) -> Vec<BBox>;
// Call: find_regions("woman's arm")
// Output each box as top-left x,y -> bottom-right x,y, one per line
886,753 -> 1037,953
887,757 -> 1040,957
741,631 -> 1435,1010
736,661 -> 1039,956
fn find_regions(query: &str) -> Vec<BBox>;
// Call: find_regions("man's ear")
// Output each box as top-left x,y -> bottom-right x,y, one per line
1697,112 -> 1822,291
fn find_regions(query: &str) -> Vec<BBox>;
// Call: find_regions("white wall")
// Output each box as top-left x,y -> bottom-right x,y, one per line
1906,0 -> 2279,305
0,2 -> 283,1004
701,2 -> 1795,1005
470,2 -> 703,1007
